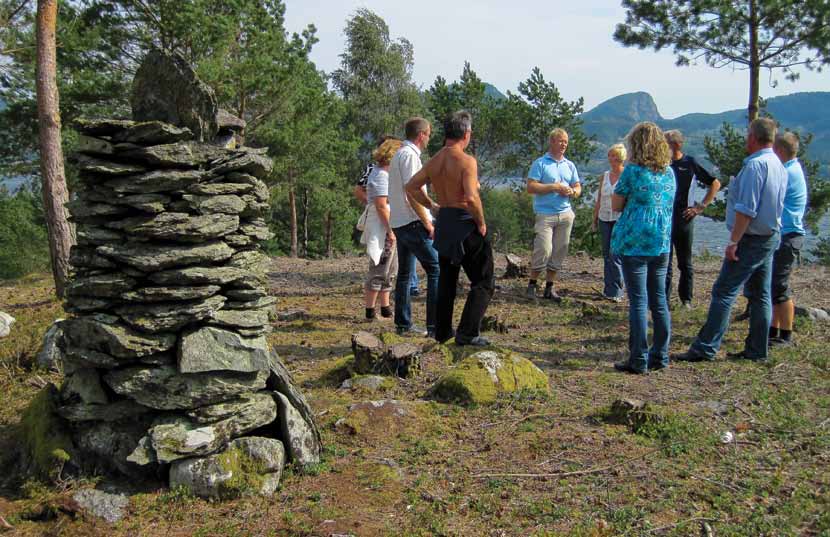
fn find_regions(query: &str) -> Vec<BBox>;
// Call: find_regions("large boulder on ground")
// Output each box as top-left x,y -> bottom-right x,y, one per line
131,49 -> 218,141
429,349 -> 549,405
267,350 -> 322,464
35,320 -> 65,371
795,306 -> 830,322
72,489 -> 130,524
169,437 -> 284,499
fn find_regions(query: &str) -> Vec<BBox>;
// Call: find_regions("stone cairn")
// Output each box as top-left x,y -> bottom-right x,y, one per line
43,50 -> 321,498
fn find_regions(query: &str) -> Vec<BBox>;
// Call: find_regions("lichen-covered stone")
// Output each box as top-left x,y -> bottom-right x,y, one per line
104,169 -> 205,194
111,121 -> 193,145
273,391 -> 320,466
107,212 -> 239,242
340,375 -> 396,392
63,317 -> 176,358
119,142 -> 229,168
112,193 -> 170,214
97,241 -> 234,271
72,489 -> 130,524
20,385 -> 74,478
35,319 -> 65,371
429,349 -> 549,405
224,172 -> 269,201
103,365 -> 268,410
115,294 -> 226,333
64,297 -> 116,315
121,285 -> 221,303
72,118 -> 135,137
57,399 -> 151,422
66,274 -> 136,298
76,155 -> 147,176
178,326 -> 269,373
148,266 -> 252,286
76,225 -> 124,246
211,152 -> 272,178
182,194 -> 246,215
131,49 -> 218,141
66,200 -> 129,221
266,349 -> 322,459
168,437 -> 284,499
222,296 -> 276,310
69,246 -> 117,269
209,308 -> 270,329
73,418 -> 157,479
60,368 -> 108,406
187,182 -> 253,196
139,393 -> 276,463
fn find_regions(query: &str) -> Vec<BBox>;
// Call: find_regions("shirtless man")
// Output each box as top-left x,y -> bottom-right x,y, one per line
406,111 -> 494,346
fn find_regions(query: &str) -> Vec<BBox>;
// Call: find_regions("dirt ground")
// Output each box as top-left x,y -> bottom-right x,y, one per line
0,252 -> 828,536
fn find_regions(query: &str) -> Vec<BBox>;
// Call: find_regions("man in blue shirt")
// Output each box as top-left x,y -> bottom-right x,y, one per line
674,118 -> 787,363
767,132 -> 808,346
525,128 -> 581,302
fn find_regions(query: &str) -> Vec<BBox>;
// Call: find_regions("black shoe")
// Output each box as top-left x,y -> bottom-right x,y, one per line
396,325 -> 428,337
410,288 -> 421,297
734,308 -> 750,322
648,361 -> 668,371
614,361 -> 647,374
455,336 -> 490,347
380,306 -> 393,318
671,350 -> 712,362
727,350 -> 768,362
768,337 -> 792,347
543,287 -> 562,303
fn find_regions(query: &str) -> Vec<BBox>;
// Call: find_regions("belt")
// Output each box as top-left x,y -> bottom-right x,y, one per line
393,220 -> 423,231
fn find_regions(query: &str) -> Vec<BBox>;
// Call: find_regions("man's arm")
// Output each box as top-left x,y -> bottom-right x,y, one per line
684,168 -> 721,220
527,179 -> 570,195
401,157 -> 436,237
406,166 -> 437,211
725,212 -> 751,261
462,158 -> 486,236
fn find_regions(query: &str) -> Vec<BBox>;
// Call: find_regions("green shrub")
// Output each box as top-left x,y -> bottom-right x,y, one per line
0,188 -> 50,279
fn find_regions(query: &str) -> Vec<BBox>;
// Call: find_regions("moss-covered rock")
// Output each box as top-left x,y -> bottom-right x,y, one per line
429,349 -> 549,405
20,385 -> 74,479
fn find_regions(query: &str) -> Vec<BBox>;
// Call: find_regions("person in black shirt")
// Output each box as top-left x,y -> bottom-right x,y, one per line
664,130 -> 721,308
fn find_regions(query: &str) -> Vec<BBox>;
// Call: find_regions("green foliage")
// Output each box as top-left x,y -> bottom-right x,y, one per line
614,0 -> 830,120
480,188 -> 535,251
0,187 -> 49,279
810,236 -> 830,266
331,7 -> 425,153
501,67 -> 593,173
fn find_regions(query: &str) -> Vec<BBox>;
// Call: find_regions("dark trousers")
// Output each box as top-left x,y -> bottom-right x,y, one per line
435,231 -> 495,343
666,214 -> 694,302
393,221 -> 439,331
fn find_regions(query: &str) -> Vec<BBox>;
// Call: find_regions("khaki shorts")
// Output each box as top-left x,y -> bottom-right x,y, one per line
530,210 -> 575,273
365,245 -> 398,292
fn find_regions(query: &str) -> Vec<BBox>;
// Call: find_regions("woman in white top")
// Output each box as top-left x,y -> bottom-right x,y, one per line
592,143 -> 626,300
362,138 -> 402,320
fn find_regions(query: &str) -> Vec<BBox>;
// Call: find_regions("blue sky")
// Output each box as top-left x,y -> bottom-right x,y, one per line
284,0 -> 829,118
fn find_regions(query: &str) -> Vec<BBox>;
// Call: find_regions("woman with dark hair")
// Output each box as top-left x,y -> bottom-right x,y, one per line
611,122 -> 676,374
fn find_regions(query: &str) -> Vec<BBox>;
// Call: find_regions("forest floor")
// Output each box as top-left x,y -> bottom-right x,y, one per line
0,252 -> 828,537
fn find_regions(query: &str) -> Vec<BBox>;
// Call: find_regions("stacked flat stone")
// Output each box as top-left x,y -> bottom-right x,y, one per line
54,110 -> 320,497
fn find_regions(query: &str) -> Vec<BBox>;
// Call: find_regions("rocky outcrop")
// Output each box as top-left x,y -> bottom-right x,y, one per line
25,51 -> 319,495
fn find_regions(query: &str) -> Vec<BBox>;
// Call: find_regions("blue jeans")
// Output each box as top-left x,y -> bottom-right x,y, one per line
621,254 -> 671,372
409,257 -> 419,292
393,221 -> 439,330
691,233 -> 778,360
599,220 -> 624,298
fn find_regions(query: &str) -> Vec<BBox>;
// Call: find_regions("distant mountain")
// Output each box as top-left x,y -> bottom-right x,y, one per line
484,83 -> 506,101
581,91 -> 830,166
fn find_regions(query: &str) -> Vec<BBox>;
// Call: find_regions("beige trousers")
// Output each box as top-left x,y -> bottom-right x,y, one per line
530,210 -> 575,273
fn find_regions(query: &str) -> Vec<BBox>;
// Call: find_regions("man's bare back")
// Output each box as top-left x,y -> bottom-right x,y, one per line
421,146 -> 478,209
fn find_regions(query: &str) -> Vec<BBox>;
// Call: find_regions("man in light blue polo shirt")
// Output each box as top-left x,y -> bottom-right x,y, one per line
675,118 -> 787,363
525,128 -> 581,302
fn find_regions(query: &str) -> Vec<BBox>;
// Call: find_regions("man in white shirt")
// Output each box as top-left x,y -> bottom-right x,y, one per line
388,117 -> 439,336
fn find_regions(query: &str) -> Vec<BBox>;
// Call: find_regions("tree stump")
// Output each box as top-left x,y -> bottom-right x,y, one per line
351,331 -> 385,374
384,343 -> 421,377
503,254 -> 528,279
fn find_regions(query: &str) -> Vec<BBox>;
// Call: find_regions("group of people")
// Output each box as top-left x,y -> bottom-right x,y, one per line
354,112 -> 809,371
355,113 -> 494,346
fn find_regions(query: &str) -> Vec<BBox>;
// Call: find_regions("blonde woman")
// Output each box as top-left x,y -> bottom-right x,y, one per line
610,122 -> 676,374
592,143 -> 627,301
362,138 -> 403,320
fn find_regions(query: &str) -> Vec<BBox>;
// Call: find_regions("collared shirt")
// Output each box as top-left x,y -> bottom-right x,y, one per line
726,147 -> 787,236
781,158 -> 807,236
388,140 -> 431,228
528,153 -> 580,215
670,154 -> 716,209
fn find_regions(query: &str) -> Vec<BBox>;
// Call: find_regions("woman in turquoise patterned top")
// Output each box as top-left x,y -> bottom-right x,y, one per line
611,122 -> 676,374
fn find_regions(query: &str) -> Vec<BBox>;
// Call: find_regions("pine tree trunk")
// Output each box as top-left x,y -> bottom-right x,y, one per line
288,184 -> 298,257
325,211 -> 333,258
301,189 -> 309,257
36,0 -> 74,298
747,0 -> 760,123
